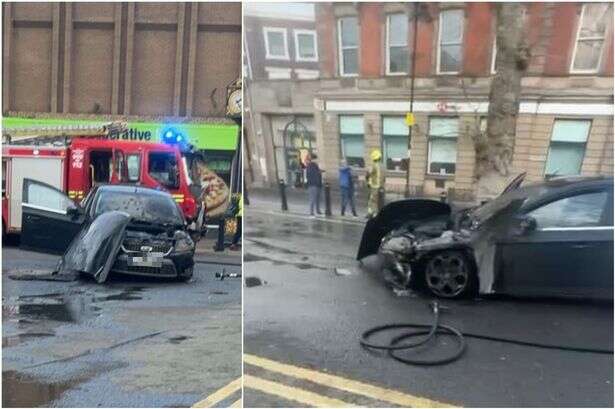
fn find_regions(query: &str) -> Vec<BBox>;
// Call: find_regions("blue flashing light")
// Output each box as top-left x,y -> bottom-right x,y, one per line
161,127 -> 186,145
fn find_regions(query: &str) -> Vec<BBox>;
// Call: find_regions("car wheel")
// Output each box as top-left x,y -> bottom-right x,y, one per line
178,266 -> 194,282
423,250 -> 477,299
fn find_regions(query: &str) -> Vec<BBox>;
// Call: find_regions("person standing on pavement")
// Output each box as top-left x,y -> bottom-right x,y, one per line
338,159 -> 357,217
366,149 -> 385,219
229,193 -> 242,250
305,154 -> 323,217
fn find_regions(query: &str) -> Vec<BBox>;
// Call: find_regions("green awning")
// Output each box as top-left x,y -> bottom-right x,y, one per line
2,116 -> 238,150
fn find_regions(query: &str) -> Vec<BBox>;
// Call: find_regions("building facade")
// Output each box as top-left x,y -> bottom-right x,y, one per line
245,2 -> 614,201
3,1 -> 242,164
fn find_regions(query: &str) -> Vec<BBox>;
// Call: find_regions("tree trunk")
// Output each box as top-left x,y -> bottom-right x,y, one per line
476,3 -> 529,200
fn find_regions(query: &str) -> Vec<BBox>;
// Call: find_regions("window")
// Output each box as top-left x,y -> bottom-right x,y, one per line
428,117 -> 458,174
339,116 -> 365,167
148,152 -> 179,189
338,17 -> 359,76
571,3 -> 610,73
382,117 -> 408,171
386,14 -> 409,74
264,27 -> 289,60
545,120 -> 590,176
24,181 -> 73,214
294,29 -> 318,62
126,154 -> 141,182
438,9 -> 464,74
528,191 -> 608,229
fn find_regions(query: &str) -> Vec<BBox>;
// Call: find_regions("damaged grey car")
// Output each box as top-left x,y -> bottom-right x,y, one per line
358,175 -> 613,300
20,179 -> 195,283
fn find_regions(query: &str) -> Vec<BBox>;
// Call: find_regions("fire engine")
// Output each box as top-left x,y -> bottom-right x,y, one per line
2,122 -> 201,237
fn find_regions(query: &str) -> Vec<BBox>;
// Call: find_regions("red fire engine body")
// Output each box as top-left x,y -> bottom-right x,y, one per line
2,138 -> 199,236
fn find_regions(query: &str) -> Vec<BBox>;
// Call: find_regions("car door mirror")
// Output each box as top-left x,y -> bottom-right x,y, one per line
66,204 -> 83,220
516,215 -> 537,236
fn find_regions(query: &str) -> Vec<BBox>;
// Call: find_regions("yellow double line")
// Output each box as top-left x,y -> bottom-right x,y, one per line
193,377 -> 242,408
193,355 -> 455,408
244,354 -> 454,408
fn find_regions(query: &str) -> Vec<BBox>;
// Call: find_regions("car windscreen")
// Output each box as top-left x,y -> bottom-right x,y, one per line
94,190 -> 183,225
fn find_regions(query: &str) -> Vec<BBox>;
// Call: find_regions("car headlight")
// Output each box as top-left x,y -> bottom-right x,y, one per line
174,231 -> 195,253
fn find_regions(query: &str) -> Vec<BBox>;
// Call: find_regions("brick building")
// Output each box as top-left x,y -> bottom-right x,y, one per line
245,2 -> 614,202
3,2 -> 242,175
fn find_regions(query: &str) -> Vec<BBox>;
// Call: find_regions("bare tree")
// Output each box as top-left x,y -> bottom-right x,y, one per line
475,3 -> 530,198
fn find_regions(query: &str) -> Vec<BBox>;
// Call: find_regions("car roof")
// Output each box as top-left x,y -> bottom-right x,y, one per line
519,176 -> 613,208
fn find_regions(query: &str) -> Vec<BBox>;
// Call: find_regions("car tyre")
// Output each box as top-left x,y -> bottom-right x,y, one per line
423,250 -> 477,299
178,266 -> 194,282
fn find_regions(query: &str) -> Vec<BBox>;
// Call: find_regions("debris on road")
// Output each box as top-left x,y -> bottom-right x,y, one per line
334,267 -> 353,276
245,277 -> 263,287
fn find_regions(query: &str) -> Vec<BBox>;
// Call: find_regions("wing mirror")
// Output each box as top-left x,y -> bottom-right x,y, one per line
516,215 -> 537,235
66,204 -> 83,219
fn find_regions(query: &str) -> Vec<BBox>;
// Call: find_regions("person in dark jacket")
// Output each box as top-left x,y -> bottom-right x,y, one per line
338,159 -> 357,217
305,154 -> 322,217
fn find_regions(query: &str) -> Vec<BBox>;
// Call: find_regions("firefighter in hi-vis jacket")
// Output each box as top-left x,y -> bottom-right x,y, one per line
366,149 -> 385,219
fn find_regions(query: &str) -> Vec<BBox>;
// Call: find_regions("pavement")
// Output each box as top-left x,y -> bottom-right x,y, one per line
2,242 -> 241,408
243,191 -> 614,407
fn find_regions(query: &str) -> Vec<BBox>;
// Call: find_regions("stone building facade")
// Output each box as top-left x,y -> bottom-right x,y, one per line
245,2 -> 614,202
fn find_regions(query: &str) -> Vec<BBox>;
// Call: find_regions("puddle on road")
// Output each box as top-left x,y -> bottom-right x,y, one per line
2,370 -> 77,408
2,287 -> 144,325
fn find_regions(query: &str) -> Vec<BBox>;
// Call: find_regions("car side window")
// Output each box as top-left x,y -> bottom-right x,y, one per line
528,191 -> 608,229
126,154 -> 141,182
24,181 -> 74,214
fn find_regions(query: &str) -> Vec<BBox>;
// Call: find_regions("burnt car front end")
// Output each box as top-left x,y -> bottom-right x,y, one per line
112,226 -> 195,280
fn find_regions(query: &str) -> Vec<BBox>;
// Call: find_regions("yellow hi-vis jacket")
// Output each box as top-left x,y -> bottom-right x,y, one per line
367,162 -> 384,189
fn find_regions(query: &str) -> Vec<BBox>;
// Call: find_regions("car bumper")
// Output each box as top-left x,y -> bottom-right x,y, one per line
111,253 -> 194,278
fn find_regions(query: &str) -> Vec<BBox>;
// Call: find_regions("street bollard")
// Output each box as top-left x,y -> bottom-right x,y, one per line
378,188 -> 385,211
279,179 -> 288,211
324,183 -> 332,216
214,217 -> 225,252
244,185 -> 250,206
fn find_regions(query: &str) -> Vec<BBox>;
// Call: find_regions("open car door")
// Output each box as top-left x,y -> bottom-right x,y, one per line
21,178 -> 85,254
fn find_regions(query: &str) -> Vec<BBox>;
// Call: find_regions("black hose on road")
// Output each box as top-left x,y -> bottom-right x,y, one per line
360,301 -> 613,366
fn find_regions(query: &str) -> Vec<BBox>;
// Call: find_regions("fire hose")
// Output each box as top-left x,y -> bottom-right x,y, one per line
360,301 -> 613,366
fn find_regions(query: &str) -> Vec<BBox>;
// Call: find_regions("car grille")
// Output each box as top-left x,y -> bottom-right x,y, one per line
121,238 -> 174,255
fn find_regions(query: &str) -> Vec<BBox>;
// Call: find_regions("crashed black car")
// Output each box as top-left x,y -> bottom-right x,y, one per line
20,180 -> 195,283
358,175 -> 613,300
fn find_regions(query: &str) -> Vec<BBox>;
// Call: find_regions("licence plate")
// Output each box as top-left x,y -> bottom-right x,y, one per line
128,254 -> 163,267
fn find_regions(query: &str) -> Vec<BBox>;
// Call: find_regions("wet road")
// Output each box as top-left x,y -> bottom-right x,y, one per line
243,205 -> 614,407
2,244 -> 241,408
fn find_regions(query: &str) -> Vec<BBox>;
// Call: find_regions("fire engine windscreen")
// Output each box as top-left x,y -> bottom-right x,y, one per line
94,190 -> 183,225
148,152 -> 180,189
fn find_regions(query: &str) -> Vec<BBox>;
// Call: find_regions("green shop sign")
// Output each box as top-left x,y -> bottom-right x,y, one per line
2,117 -> 238,151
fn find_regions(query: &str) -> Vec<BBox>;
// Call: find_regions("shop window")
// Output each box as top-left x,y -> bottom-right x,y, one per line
340,116 -> 365,167
126,154 -> 141,182
545,120 -> 590,176
338,17 -> 359,76
571,3 -> 610,73
294,29 -> 318,62
148,152 -> 179,189
386,14 -> 409,74
264,27 -> 289,60
428,117 -> 458,175
382,117 -> 408,171
438,9 -> 464,74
